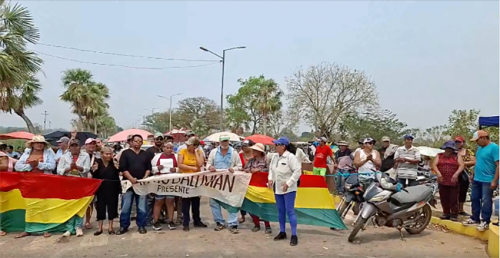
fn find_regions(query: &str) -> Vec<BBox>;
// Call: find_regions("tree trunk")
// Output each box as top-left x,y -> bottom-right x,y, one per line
94,119 -> 98,135
15,109 -> 36,133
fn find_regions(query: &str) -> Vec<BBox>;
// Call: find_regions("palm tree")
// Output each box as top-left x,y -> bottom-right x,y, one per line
252,77 -> 283,135
2,76 -> 42,133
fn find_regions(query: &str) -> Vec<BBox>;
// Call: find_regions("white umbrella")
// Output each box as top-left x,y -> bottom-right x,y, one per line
416,146 -> 444,157
203,132 -> 241,142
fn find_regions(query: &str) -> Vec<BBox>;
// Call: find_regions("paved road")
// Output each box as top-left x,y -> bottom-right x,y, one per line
0,198 -> 488,258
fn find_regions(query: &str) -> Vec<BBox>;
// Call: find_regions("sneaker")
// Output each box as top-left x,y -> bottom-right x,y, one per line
214,223 -> 226,231
62,231 -> 71,237
168,222 -> 176,230
463,218 -> 480,226
477,221 -> 489,232
265,227 -> 272,234
229,226 -> 239,234
290,235 -> 298,246
274,232 -> 287,241
193,222 -> 208,228
76,228 -> 83,237
251,225 -> 261,232
152,222 -> 162,231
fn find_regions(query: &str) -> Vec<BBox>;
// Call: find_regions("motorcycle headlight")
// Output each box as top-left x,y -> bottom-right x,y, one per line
344,183 -> 352,189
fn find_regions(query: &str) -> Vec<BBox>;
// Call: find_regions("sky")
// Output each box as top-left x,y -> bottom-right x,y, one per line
1,1 -> 498,133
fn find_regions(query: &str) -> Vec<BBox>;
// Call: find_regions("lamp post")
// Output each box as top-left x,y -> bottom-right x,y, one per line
199,46 -> 246,131
158,93 -> 182,132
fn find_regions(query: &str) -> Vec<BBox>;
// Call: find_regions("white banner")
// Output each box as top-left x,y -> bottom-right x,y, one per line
131,170 -> 252,207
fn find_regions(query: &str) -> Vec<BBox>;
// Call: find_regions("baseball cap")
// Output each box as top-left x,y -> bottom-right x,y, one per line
403,134 -> 414,140
273,137 -> 290,146
57,136 -> 70,143
470,130 -> 488,141
85,138 -> 96,145
454,136 -> 465,143
219,134 -> 231,142
185,131 -> 195,137
154,132 -> 164,139
69,139 -> 80,146
363,138 -> 376,144
381,136 -> 390,142
337,141 -> 349,146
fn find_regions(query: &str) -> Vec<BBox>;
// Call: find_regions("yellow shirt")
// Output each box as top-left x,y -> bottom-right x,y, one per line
179,148 -> 201,173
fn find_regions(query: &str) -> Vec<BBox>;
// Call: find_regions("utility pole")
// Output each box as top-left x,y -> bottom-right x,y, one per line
42,111 -> 49,131
158,93 -> 182,132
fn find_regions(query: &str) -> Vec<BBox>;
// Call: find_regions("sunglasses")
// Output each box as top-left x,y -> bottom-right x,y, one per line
70,144 -> 79,147
364,142 -> 373,145
155,137 -> 164,141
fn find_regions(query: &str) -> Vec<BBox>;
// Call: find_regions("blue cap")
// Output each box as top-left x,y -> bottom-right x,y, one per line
404,134 -> 414,140
441,140 -> 457,151
273,137 -> 290,146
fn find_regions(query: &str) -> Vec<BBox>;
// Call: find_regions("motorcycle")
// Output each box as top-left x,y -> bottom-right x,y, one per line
337,173 -> 371,218
348,172 -> 438,242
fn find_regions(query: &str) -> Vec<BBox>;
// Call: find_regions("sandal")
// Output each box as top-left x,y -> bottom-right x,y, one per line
0,231 -> 6,236
43,232 -> 51,238
15,232 -> 30,239
94,231 -> 103,236
85,223 -> 93,229
108,230 -> 115,235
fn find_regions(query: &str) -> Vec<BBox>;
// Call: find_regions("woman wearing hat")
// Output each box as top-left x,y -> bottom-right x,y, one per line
432,140 -> 465,221
243,143 -> 272,234
15,135 -> 56,175
14,135 -> 56,238
268,137 -> 301,246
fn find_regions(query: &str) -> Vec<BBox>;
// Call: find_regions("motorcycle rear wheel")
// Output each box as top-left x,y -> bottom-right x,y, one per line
405,204 -> 432,234
348,217 -> 367,242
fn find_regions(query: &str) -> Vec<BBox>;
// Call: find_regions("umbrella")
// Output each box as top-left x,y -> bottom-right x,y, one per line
416,146 -> 444,157
43,131 -> 98,146
245,134 -> 275,145
0,131 -> 34,140
203,132 -> 240,142
108,129 -> 153,143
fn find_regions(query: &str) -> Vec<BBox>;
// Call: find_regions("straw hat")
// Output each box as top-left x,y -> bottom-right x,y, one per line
250,143 -> 265,153
27,135 -> 50,148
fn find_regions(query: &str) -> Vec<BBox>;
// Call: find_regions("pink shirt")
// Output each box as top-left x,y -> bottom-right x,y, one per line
0,151 -> 16,171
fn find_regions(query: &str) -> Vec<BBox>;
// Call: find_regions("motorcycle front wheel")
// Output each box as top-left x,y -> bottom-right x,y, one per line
348,217 -> 368,242
405,204 -> 432,234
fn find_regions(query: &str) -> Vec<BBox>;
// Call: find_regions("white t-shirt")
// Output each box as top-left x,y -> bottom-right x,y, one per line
357,149 -> 378,178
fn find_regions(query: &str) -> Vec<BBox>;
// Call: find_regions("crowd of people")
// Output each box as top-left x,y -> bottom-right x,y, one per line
0,128 -> 498,245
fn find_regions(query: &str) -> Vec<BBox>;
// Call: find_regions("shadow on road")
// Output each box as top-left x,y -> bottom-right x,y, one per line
349,230 -> 431,244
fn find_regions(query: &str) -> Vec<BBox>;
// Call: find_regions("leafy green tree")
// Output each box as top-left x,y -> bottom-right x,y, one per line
445,109 -> 480,144
226,76 -> 283,135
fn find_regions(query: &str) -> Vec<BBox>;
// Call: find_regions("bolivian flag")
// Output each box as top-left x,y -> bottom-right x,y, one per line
0,172 -> 101,233
241,172 -> 346,229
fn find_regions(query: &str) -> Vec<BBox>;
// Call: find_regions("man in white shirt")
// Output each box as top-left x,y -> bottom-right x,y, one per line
394,135 -> 421,187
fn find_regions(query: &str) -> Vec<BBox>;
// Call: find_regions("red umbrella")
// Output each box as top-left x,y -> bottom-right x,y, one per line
245,134 -> 276,145
0,131 -> 35,140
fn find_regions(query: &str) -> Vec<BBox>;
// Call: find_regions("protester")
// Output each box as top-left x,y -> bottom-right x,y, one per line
353,138 -> 381,179
55,136 -> 70,162
146,132 -> 164,158
463,130 -> 499,232
117,134 -> 152,235
151,142 -> 178,231
295,146 -> 311,164
114,134 -> 133,163
82,138 -> 99,229
165,134 -> 174,143
57,139 -> 90,237
91,147 -> 121,235
0,151 -> 16,171
243,143 -> 272,233
206,134 -> 242,234
335,141 -> 352,194
379,136 -> 398,172
313,137 -> 334,176
268,137 -> 301,246
178,137 -> 207,231
15,135 -> 56,175
455,136 -> 476,216
6,145 -> 19,159
394,135 -> 421,187
238,139 -> 255,223
432,140 -> 465,221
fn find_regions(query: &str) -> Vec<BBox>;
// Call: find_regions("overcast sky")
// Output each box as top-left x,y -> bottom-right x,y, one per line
1,1 -> 498,133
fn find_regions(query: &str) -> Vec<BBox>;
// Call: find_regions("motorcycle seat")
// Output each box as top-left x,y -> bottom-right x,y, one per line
391,185 -> 433,204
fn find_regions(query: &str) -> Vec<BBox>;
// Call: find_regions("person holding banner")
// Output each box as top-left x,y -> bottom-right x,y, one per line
15,135 -> 56,175
178,137 -> 208,231
206,134 -> 243,234
151,142 -> 178,231
268,137 -> 301,246
243,143 -> 272,234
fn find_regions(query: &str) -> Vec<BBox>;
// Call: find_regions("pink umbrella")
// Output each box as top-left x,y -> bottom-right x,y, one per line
108,129 -> 153,143
0,131 -> 35,140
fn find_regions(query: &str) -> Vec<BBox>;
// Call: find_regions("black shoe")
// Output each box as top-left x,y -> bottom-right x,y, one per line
116,228 -> 128,235
152,222 -> 162,231
138,227 -> 147,234
183,225 -> 190,231
274,232 -> 287,241
193,222 -> 208,228
290,235 -> 298,246
167,222 -> 177,230
450,216 -> 458,222
459,211 -> 470,216
265,227 -> 272,234
440,214 -> 450,220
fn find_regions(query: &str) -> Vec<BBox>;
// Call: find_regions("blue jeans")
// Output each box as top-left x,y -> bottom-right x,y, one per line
209,198 -> 238,226
120,188 -> 148,229
275,191 -> 298,235
336,169 -> 350,194
470,181 -> 493,223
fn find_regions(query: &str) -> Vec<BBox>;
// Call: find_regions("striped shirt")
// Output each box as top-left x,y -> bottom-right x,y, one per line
394,146 -> 421,179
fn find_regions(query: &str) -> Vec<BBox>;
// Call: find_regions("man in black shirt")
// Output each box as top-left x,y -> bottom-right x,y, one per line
146,132 -> 164,160
379,136 -> 398,172
117,134 -> 152,235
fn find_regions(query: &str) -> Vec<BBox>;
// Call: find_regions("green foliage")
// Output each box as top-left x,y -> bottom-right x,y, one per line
225,75 -> 283,134
445,109 -> 480,145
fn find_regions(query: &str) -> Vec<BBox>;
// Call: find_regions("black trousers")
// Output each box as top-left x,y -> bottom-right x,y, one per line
96,193 -> 119,221
458,175 -> 469,203
182,197 -> 201,226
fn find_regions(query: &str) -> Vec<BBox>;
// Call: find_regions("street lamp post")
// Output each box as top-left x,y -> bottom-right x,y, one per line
199,46 -> 246,131
158,93 -> 182,132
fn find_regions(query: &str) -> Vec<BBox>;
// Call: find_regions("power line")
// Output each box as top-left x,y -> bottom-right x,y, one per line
38,43 -> 219,62
35,51 -> 219,70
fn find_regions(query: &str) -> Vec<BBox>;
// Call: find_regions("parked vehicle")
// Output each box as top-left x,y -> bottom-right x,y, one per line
337,174 -> 371,218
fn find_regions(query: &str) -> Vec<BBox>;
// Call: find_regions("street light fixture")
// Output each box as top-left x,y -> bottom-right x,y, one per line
199,46 -> 246,131
158,93 -> 182,132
